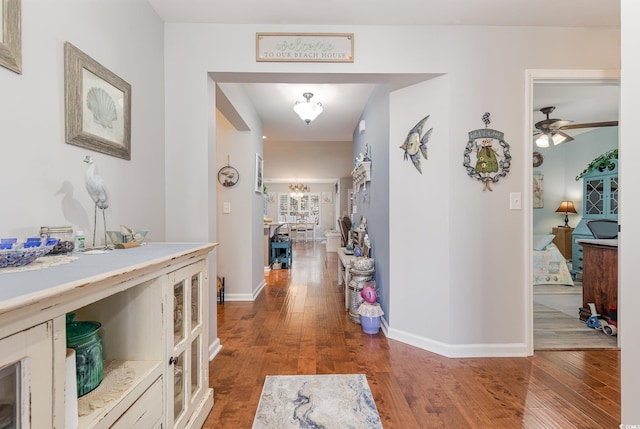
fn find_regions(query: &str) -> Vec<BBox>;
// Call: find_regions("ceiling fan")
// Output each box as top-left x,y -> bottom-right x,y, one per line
533,106 -> 618,148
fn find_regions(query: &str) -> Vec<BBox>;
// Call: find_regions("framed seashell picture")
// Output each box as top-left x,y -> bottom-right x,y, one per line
0,0 -> 21,74
64,42 -> 131,160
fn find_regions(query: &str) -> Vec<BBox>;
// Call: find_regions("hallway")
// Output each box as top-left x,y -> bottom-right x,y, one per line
205,243 -> 620,428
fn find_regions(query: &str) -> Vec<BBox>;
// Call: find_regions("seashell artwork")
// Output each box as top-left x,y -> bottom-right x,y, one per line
86,87 -> 118,129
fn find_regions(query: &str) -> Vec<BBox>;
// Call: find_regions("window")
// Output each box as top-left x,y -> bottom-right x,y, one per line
277,193 -> 320,223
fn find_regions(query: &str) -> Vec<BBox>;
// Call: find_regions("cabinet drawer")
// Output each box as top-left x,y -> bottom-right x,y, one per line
112,377 -> 163,429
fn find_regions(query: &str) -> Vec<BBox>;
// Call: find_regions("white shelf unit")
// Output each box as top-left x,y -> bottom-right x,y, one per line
351,161 -> 371,192
0,243 -> 217,429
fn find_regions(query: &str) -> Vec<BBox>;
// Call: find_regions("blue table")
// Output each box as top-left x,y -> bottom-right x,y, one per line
271,240 -> 292,268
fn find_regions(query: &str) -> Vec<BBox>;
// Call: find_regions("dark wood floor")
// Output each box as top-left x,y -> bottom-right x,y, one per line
204,243 -> 620,428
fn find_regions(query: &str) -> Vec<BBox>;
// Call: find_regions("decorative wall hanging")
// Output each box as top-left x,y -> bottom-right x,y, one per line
0,0 -> 21,73
400,115 -> 432,174
254,153 -> 264,193
256,33 -> 354,63
533,173 -> 544,208
532,151 -> 544,167
463,113 -> 511,191
218,155 -> 239,187
65,42 -> 131,160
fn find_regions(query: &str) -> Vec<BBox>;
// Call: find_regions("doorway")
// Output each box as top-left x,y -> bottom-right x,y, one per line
526,70 -> 620,351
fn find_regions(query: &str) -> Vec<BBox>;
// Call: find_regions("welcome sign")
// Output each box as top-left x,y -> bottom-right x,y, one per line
256,33 -> 354,63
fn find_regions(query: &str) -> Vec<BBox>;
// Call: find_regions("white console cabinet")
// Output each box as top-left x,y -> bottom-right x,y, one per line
0,243 -> 217,429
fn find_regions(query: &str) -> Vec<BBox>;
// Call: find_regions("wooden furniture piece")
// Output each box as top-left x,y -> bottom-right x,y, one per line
578,239 -> 618,319
571,159 -> 618,278
552,227 -> 574,260
0,243 -> 217,429
337,247 -> 357,310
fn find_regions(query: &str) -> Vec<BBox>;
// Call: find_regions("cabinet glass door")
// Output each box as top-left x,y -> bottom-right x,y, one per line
173,351 -> 185,422
174,281 -> 185,346
0,363 -> 20,428
0,322 -> 53,429
609,176 -> 619,216
169,263 -> 206,429
585,178 -> 604,216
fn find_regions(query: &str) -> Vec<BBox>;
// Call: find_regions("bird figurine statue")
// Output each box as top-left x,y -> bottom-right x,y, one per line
83,155 -> 110,248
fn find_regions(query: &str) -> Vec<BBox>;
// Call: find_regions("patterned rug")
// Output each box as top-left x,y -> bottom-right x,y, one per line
252,374 -> 383,428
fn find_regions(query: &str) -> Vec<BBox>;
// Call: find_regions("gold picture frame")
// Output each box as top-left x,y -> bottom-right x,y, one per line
64,42 -> 131,160
0,0 -> 22,74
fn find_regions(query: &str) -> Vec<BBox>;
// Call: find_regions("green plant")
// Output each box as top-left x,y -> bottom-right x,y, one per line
575,149 -> 618,181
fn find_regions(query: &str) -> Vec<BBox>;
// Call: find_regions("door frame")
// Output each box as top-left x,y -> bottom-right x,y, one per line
524,69 -> 620,355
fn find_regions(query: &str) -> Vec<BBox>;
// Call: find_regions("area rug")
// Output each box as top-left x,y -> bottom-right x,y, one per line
252,374 -> 383,429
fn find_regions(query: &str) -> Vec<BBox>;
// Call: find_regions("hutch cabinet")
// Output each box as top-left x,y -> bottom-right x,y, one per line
0,243 -> 217,429
571,159 -> 618,278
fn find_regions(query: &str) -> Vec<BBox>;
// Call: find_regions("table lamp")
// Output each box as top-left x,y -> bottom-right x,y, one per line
555,201 -> 577,227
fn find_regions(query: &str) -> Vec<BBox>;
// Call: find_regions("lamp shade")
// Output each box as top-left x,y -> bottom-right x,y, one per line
555,201 -> 577,214
555,200 -> 577,228
293,92 -> 323,124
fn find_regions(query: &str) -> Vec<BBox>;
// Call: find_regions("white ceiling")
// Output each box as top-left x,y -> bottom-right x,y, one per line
146,1 -> 619,27
149,1 -> 620,142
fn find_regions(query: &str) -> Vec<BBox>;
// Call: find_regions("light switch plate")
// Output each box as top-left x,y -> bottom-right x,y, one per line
223,202 -> 231,213
509,192 -> 521,210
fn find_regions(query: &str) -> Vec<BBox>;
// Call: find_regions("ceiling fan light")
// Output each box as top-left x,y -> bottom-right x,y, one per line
551,133 -> 568,145
535,134 -> 551,148
293,92 -> 323,124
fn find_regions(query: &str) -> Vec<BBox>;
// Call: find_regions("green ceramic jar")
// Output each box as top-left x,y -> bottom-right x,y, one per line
66,313 -> 103,397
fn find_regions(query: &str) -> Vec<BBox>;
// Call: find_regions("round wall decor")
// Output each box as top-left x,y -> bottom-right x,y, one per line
217,165 -> 239,187
533,152 -> 544,167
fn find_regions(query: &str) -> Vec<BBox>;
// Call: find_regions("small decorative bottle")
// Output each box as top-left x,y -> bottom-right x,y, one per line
75,231 -> 86,252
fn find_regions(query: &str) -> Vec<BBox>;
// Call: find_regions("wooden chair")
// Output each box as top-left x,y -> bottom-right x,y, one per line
305,215 -> 317,242
296,220 -> 308,242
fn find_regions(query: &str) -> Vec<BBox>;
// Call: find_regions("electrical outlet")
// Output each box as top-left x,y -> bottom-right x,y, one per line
509,192 -> 521,210
223,202 -> 231,213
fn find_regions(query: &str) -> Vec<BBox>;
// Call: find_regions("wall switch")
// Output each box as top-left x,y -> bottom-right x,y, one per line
353,205 -> 358,214
223,202 -> 231,213
509,192 -> 521,210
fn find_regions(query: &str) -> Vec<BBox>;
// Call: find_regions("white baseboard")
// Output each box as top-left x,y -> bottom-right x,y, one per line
386,326 -> 528,358
208,337 -> 222,361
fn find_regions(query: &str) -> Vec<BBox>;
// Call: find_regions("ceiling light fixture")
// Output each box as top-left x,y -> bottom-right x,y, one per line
293,92 -> 323,125
289,183 -> 310,198
535,132 -> 570,148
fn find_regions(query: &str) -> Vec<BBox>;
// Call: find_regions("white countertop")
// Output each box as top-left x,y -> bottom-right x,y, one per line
0,242 -> 216,308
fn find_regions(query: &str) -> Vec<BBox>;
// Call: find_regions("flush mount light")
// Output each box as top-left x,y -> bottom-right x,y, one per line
293,92 -> 323,125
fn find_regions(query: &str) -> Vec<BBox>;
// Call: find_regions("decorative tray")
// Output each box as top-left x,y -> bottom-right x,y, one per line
0,238 -> 59,268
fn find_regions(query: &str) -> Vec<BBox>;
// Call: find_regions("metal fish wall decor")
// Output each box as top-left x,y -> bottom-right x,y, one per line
400,115 -> 432,174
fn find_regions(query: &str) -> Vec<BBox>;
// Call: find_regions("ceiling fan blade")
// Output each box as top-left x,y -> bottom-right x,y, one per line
548,119 -> 573,129
560,121 -> 618,130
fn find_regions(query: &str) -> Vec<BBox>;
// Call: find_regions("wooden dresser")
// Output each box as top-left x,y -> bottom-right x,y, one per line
578,239 -> 618,318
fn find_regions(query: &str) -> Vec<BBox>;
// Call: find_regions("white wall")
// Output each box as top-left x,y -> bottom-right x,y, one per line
213,84 -> 265,301
0,1 -> 165,242
389,76 -> 452,349
620,0 -> 640,423
163,24 -> 619,359
263,140 -> 353,180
